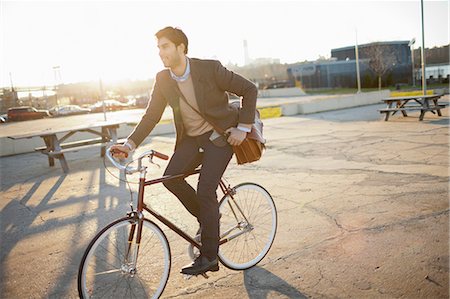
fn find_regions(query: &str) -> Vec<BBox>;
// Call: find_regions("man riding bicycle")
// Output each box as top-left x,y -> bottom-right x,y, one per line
111,26 -> 257,276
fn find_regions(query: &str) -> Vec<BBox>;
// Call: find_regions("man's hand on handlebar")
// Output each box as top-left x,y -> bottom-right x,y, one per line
110,144 -> 130,159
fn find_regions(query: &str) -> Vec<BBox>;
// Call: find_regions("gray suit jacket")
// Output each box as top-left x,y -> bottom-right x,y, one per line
128,58 -> 258,149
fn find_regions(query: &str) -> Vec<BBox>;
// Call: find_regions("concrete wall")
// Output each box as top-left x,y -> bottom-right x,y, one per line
282,90 -> 390,116
258,87 -> 306,98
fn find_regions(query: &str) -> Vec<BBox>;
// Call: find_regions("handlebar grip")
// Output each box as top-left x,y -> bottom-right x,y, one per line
153,150 -> 169,160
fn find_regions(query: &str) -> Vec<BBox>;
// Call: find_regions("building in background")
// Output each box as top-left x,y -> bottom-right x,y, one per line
0,88 -> 19,112
415,45 -> 449,84
287,41 -> 413,89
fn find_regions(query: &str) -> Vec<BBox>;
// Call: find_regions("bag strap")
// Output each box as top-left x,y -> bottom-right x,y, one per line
178,94 -> 227,135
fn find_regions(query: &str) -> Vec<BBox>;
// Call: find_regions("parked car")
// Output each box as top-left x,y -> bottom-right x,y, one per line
0,114 -> 7,123
49,105 -> 91,116
89,100 -> 129,113
7,106 -> 51,121
135,96 -> 150,108
263,80 -> 294,89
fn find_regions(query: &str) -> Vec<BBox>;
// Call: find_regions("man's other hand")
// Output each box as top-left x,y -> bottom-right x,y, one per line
225,127 -> 247,146
110,144 -> 130,159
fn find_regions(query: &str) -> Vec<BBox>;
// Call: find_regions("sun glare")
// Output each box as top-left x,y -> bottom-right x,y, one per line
1,1 -> 448,88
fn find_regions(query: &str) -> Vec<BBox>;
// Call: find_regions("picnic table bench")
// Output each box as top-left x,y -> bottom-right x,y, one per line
379,94 -> 448,121
8,120 -> 127,173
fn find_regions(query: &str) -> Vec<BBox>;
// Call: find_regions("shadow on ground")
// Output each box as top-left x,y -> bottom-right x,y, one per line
244,266 -> 307,298
0,148 -> 130,296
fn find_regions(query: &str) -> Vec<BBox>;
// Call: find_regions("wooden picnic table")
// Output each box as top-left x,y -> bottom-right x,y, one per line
8,120 -> 126,173
379,94 -> 447,121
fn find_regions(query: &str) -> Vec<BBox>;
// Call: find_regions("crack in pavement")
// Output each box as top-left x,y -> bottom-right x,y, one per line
304,203 -> 449,234
363,209 -> 449,232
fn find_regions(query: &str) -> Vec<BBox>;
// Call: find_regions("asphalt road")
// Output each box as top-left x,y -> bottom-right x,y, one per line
0,103 -> 449,298
0,109 -> 158,139
0,94 -> 339,139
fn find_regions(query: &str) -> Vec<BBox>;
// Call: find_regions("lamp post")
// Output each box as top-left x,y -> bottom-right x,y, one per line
420,0 -> 427,95
408,38 -> 416,87
99,78 -> 107,121
355,29 -> 361,93
52,66 -> 61,108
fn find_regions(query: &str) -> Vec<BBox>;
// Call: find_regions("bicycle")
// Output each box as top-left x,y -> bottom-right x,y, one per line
77,147 -> 277,298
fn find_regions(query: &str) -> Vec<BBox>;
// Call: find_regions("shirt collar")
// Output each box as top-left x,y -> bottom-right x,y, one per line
170,57 -> 190,82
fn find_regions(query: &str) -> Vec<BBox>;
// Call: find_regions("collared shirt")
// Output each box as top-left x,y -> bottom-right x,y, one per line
170,57 -> 190,82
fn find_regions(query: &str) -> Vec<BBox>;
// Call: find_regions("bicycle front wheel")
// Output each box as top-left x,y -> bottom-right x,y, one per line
78,217 -> 171,299
218,183 -> 277,270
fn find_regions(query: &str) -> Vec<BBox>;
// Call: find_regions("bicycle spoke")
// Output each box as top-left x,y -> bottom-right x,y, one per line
95,244 -> 125,269
136,273 -> 152,297
110,274 -> 123,297
79,218 -> 170,299
219,183 -> 277,270
126,276 -> 138,298
93,273 -> 121,298
93,269 -> 121,276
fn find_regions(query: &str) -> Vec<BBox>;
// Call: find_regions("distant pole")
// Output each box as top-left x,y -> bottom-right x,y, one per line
9,72 -> 19,105
420,0 -> 427,95
243,39 -> 250,66
53,66 -> 61,107
43,87 -> 48,108
409,38 -> 416,87
355,29 -> 361,93
99,79 -> 107,121
9,72 -> 14,91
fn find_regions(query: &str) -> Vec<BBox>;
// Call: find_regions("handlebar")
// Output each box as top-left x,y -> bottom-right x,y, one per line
152,150 -> 169,160
106,146 -> 169,174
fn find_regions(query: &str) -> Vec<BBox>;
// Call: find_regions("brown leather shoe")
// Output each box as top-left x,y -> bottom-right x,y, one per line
181,256 -> 219,275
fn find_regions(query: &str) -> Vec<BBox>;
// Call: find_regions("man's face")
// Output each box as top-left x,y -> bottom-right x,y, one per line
157,37 -> 184,68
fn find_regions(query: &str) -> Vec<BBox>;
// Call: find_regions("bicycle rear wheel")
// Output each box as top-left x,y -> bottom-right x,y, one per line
218,183 -> 277,270
78,217 -> 171,299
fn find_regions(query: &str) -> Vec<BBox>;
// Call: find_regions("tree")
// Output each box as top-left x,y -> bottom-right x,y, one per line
365,43 -> 398,89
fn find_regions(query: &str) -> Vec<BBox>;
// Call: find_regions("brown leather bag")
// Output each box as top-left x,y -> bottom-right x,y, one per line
232,108 -> 265,165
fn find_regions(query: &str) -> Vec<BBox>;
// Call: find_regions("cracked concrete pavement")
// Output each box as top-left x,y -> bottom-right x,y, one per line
1,101 -> 449,298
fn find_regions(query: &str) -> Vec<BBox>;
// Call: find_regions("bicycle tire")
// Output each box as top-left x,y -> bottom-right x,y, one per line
78,217 -> 171,299
218,182 -> 277,270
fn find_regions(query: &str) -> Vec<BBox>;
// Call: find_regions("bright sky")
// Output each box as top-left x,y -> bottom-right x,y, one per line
1,0 -> 448,87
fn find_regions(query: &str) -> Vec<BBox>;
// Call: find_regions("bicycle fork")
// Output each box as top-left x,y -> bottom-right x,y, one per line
122,215 -> 144,277
123,173 -> 147,276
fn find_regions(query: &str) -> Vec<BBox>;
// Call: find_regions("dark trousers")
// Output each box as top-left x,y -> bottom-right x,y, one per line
163,131 -> 233,260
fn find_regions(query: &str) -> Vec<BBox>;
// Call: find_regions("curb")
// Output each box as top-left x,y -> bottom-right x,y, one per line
259,89 -> 390,119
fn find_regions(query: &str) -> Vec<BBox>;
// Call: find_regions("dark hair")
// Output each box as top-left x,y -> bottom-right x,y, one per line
155,26 -> 188,54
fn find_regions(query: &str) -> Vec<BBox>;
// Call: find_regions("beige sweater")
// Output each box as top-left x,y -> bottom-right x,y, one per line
177,75 -> 213,136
